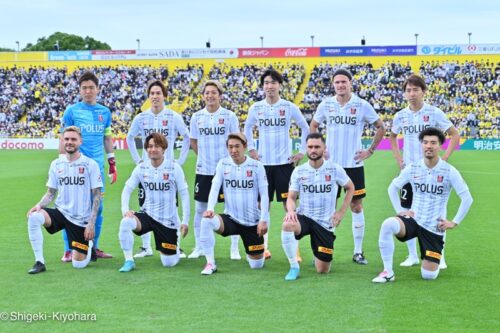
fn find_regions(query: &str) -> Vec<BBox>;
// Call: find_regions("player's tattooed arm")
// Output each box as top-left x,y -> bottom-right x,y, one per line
88,188 -> 102,226
38,187 -> 57,208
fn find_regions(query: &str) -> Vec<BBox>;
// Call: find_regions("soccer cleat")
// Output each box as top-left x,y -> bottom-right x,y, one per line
61,250 -> 72,262
372,270 -> 395,283
90,248 -> 97,262
400,256 -> 420,267
439,258 -> 447,270
230,248 -> 241,260
119,260 -> 135,273
285,267 -> 300,281
28,261 -> 46,274
201,263 -> 217,275
187,248 -> 204,259
353,252 -> 368,265
95,249 -> 113,259
264,250 -> 272,260
134,247 -> 153,258
179,248 -> 186,259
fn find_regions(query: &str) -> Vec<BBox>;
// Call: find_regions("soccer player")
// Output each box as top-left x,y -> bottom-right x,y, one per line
199,133 -> 269,275
118,133 -> 190,272
26,126 -> 102,274
59,71 -> 116,261
243,69 -> 309,259
281,133 -> 354,281
390,74 -> 460,268
126,80 -> 190,258
310,68 -> 386,265
372,127 -> 472,283
188,80 -> 241,260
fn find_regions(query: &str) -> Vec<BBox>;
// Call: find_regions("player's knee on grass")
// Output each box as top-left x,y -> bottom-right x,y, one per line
247,255 -> 265,269
315,259 -> 331,274
160,253 -> 179,267
421,267 -> 440,280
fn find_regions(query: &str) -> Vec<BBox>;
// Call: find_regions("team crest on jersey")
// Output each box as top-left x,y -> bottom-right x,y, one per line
79,167 -> 85,174
325,175 -> 331,181
279,109 -> 285,116
423,115 -> 429,122
247,170 -> 252,177
219,118 -> 224,124
162,120 -> 168,126
437,175 -> 443,182
350,108 -> 357,115
98,115 -> 103,122
163,173 -> 169,180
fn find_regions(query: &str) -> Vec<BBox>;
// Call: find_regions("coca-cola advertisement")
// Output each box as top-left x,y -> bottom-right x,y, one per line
238,47 -> 320,58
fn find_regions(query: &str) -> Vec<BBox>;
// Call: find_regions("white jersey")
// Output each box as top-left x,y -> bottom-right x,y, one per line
290,160 -> 350,231
244,98 -> 309,165
313,94 -> 379,168
391,159 -> 469,235
47,154 -> 103,227
124,159 -> 188,229
128,108 -> 189,161
392,103 -> 453,166
190,107 -> 240,175
210,156 -> 269,226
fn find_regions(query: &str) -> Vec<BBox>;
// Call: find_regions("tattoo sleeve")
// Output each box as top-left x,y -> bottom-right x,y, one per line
89,188 -> 102,225
38,188 -> 57,208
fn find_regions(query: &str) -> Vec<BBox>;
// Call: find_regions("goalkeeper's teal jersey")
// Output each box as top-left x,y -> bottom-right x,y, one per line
61,102 -> 112,170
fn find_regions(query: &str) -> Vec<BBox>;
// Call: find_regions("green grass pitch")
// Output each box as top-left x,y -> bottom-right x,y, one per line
0,149 -> 498,332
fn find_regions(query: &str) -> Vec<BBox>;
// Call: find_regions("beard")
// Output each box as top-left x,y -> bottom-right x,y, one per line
307,153 -> 322,161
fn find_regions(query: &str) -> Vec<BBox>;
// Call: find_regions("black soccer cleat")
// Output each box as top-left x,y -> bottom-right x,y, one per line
352,252 -> 368,265
28,261 -> 46,274
90,248 -> 97,262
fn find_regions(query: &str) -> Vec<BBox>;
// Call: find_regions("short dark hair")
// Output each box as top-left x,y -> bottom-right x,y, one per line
145,132 -> 168,150
419,127 -> 445,145
332,68 -> 353,81
226,132 -> 247,146
306,132 -> 325,144
147,80 -> 168,97
260,69 -> 283,86
403,74 -> 427,91
78,71 -> 99,87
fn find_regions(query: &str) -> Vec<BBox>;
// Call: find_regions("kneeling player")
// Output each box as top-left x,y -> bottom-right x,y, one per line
26,126 -> 102,274
199,133 -> 269,275
118,133 -> 190,272
373,128 -> 472,283
281,133 -> 354,280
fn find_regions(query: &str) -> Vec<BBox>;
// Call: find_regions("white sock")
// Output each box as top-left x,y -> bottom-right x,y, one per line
421,267 -> 439,280
194,201 -> 207,250
281,230 -> 299,269
352,211 -> 365,254
119,217 -> 137,261
28,212 -> 45,264
378,217 -> 401,275
264,233 -> 269,251
72,240 -> 93,269
141,232 -> 152,250
247,256 -> 265,269
406,238 -> 419,260
160,253 -> 180,267
230,235 -> 240,251
200,216 -> 220,265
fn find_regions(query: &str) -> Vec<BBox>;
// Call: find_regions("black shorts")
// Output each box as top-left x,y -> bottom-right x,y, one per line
44,208 -> 89,255
400,183 -> 413,209
265,163 -> 294,202
396,215 -> 444,264
295,214 -> 336,262
337,166 -> 365,200
194,174 -> 224,203
219,214 -> 264,255
133,212 -> 178,255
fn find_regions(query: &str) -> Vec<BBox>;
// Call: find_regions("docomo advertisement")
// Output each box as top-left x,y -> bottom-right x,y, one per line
238,47 -> 321,58
0,138 -> 128,150
91,48 -> 238,60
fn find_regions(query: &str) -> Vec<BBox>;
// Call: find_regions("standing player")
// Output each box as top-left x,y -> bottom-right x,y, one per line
390,74 -> 460,268
59,71 -> 116,261
126,80 -> 190,258
118,133 -> 190,272
281,133 -> 354,280
372,127 -> 472,283
310,68 -> 385,265
199,133 -> 269,275
243,69 -> 310,259
188,80 -> 241,260
26,126 -> 102,274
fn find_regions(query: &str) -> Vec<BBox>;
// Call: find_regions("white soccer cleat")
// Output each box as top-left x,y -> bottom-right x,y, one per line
400,256 -> 420,267
188,248 -> 204,259
201,263 -> 217,275
133,247 -> 153,258
178,249 -> 187,259
230,249 -> 241,260
372,270 -> 395,283
439,258 -> 447,269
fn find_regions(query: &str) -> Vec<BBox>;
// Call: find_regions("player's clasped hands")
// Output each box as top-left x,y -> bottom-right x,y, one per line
354,149 -> 372,163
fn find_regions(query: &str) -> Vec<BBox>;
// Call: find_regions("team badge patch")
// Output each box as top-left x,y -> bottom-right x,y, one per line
437,175 -> 443,182
279,110 -> 285,116
79,167 -> 85,174
163,173 -> 169,180
423,115 -> 429,122
350,108 -> 356,114
219,118 -> 224,124
325,175 -> 331,181
162,120 -> 168,126
98,115 -> 103,122
247,170 -> 252,177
